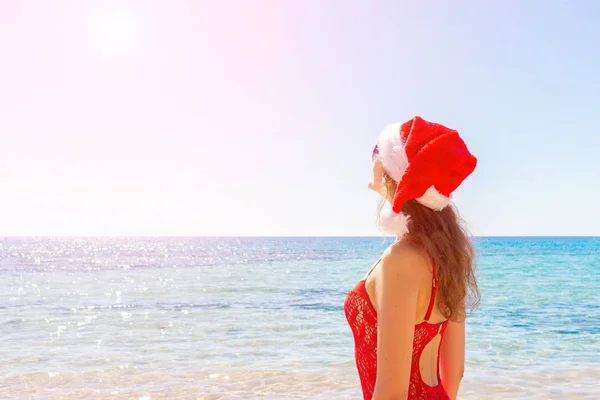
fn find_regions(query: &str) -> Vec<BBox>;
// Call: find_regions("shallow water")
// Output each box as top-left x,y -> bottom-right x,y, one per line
1,237 -> 599,399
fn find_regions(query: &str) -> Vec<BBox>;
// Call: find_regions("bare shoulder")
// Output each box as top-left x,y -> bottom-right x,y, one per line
372,240 -> 429,312
378,240 -> 430,283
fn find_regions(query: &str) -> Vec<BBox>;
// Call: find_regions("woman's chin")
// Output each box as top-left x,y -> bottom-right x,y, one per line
368,182 -> 385,196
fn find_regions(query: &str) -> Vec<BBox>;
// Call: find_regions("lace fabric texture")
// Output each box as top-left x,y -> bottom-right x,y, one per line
344,279 -> 451,400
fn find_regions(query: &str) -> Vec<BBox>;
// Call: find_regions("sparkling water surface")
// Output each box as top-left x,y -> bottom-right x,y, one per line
1,237 -> 599,399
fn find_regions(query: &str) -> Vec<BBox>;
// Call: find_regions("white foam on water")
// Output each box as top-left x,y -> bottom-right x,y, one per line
0,367 -> 599,399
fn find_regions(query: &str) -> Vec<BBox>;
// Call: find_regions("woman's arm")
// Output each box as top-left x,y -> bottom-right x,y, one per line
372,246 -> 422,400
439,319 -> 465,400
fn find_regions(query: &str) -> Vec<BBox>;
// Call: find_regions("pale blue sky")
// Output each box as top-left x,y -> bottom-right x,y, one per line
0,0 -> 599,236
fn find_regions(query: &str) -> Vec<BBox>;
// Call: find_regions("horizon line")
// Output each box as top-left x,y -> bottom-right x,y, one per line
0,235 -> 598,239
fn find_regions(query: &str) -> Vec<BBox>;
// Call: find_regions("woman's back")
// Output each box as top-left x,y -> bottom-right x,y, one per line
344,242 -> 457,399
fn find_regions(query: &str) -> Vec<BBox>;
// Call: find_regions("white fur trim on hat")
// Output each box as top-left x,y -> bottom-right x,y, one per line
378,207 -> 410,238
376,123 -> 408,182
416,186 -> 450,211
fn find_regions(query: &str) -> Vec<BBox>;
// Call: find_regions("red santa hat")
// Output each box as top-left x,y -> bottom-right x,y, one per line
375,116 -> 477,237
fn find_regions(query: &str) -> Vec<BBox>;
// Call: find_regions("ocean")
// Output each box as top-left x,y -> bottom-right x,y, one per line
1,237 -> 599,399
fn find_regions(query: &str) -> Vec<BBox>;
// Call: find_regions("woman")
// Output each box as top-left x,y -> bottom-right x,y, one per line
344,116 -> 479,400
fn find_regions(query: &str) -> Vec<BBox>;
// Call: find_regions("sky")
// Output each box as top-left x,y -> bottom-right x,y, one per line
1,0 -> 599,237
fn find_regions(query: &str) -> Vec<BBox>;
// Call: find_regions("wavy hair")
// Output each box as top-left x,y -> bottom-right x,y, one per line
380,173 -> 480,321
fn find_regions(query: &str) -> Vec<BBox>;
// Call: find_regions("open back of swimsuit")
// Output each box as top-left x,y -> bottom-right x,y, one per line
344,257 -> 451,400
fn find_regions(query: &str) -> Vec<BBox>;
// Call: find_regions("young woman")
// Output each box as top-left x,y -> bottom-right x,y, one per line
344,117 -> 480,400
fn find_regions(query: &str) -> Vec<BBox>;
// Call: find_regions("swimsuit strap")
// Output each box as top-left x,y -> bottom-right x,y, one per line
404,238 -> 439,322
364,258 -> 382,280
423,256 -> 438,322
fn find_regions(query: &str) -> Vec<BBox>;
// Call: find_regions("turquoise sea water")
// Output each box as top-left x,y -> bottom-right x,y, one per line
1,237 -> 599,399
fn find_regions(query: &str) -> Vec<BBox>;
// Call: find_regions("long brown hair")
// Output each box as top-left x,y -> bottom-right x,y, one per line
381,174 -> 479,322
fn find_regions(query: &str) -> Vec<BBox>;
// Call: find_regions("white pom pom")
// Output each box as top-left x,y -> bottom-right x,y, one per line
378,208 -> 410,238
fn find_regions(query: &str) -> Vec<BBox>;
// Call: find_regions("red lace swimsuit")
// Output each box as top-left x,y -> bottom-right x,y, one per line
344,259 -> 450,400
